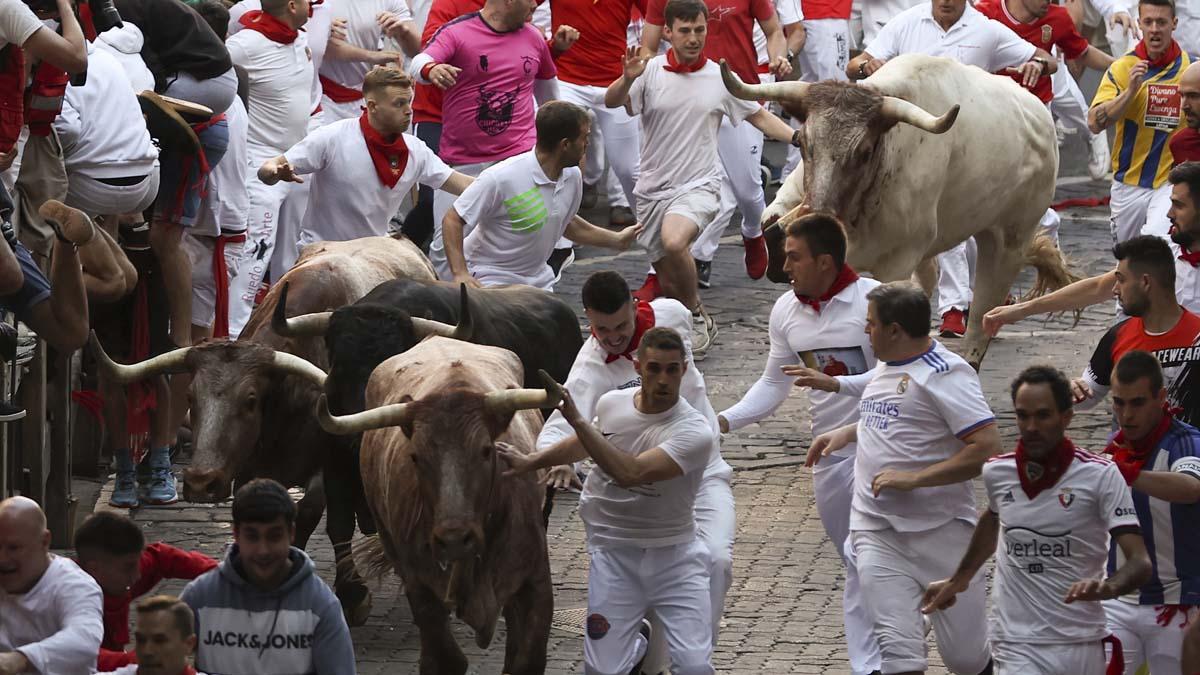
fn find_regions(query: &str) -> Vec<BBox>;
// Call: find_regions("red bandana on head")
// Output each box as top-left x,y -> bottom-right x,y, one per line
238,10 -> 299,44
664,48 -> 707,73
1134,38 -> 1182,69
1104,404 -> 1176,484
796,265 -> 860,313
359,112 -> 409,188
599,300 -> 656,363
1015,436 -> 1076,499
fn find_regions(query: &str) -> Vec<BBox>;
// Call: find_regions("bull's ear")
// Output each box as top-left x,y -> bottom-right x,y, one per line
482,409 -> 516,440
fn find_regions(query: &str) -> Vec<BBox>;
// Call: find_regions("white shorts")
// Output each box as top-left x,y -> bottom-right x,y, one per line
65,165 -> 160,218
1104,599 -> 1190,673
185,232 -> 217,327
993,639 -> 1106,675
851,521 -> 991,674
585,539 -> 714,675
635,183 -> 721,263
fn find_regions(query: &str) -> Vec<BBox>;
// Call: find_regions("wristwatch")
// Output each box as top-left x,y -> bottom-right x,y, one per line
1032,56 -> 1049,73
858,61 -> 869,79
790,129 -> 803,148
786,48 -> 796,61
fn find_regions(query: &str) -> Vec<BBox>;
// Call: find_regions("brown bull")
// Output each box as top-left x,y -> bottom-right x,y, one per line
318,337 -> 556,675
91,235 -> 437,625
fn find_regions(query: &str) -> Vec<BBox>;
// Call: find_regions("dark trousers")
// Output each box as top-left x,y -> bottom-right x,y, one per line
400,122 -> 442,251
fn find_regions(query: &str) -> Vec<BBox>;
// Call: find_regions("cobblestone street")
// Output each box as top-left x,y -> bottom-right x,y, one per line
80,152 -> 1128,672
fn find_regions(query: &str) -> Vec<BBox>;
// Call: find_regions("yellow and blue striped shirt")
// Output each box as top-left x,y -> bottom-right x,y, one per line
1093,48 -> 1193,189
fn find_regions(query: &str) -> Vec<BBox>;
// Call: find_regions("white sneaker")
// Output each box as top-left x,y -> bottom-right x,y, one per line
1088,132 -> 1111,181
691,306 -> 716,359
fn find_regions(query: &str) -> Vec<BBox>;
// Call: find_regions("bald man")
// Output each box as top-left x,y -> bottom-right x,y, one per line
1174,62 -> 1200,165
0,497 -> 103,675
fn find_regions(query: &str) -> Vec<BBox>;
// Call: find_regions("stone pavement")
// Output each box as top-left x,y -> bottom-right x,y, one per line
85,163 -> 1126,673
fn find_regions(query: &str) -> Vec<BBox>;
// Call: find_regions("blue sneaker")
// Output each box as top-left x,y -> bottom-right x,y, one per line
141,447 -> 179,505
110,451 -> 139,508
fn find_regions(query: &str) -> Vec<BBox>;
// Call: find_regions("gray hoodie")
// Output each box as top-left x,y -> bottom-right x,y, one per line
180,546 -> 355,675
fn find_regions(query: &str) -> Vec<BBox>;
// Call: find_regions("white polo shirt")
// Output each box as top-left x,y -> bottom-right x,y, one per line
851,340 -> 996,533
537,297 -> 729,478
720,277 -> 879,460
455,150 -> 583,291
287,117 -> 454,244
865,1 -> 1036,70
579,387 -> 715,549
226,28 -> 315,157
984,450 -> 1139,644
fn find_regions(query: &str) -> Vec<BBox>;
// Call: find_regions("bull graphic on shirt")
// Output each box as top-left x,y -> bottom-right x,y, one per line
475,84 -> 519,136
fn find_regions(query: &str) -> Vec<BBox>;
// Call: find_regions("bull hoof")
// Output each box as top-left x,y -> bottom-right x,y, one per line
338,583 -> 373,626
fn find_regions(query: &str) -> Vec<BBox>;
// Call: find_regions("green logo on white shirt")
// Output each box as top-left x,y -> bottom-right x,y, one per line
504,187 -> 547,234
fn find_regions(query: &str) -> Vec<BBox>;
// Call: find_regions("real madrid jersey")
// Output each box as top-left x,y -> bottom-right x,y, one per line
851,340 -> 996,532
984,450 -> 1139,643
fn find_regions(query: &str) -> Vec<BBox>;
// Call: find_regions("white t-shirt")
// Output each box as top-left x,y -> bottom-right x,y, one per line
288,116 -> 453,243
579,388 -> 715,549
851,340 -> 996,532
537,297 -> 728,477
226,29 -> 315,156
0,0 -> 42,50
720,277 -> 879,460
984,450 -> 1139,644
628,56 -> 762,201
865,1 -> 1036,70
1170,240 -> 1200,313
195,95 -> 250,236
0,555 -> 103,675
229,0 -> 334,113
318,0 -> 412,89
455,150 -> 582,291
754,0 -> 804,64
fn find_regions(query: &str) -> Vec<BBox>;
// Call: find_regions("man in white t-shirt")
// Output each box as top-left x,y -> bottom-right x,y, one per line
257,66 -> 473,271
444,102 -> 640,291
717,213 -> 882,675
811,281 -> 1002,675
318,0 -> 419,121
0,496 -> 103,675
922,365 -> 1152,675
503,326 -> 717,675
847,0 -> 1054,339
605,0 -> 803,356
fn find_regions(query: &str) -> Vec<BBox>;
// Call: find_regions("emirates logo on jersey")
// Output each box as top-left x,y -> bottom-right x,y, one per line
1058,488 -> 1075,508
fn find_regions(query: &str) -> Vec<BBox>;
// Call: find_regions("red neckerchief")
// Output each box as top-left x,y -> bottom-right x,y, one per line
1179,246 -> 1200,267
182,667 -> 198,675
599,300 -> 655,363
664,48 -> 707,73
796,265 -> 860,313
1133,38 -> 1182,69
1104,404 -> 1176,485
1015,436 -> 1076,499
359,112 -> 409,188
238,10 -> 299,44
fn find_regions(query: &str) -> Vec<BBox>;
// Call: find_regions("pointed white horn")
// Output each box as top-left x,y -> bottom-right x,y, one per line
88,330 -> 191,384
316,394 -> 414,435
879,97 -> 959,134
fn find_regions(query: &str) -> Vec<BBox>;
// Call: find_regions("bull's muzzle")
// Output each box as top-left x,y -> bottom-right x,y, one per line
432,520 -> 483,563
181,468 -> 232,503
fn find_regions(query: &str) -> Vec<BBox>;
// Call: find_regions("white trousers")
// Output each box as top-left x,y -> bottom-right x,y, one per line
936,240 -> 974,315
185,231 -> 242,328
851,521 -> 991,674
993,639 -> 1106,675
691,116 -> 766,262
786,19 -> 851,176
584,539 -> 715,675
227,149 -> 291,338
814,456 -> 882,675
1050,65 -> 1092,137
432,160 -> 494,280
269,111 -> 325,281
1111,181 -> 1173,244
558,80 -> 639,210
1104,599 -> 1189,674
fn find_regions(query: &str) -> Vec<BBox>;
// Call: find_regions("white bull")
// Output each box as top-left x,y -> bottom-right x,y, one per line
727,54 -> 1074,367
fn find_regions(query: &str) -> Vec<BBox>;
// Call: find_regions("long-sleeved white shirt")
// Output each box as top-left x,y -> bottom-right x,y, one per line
0,555 -> 103,675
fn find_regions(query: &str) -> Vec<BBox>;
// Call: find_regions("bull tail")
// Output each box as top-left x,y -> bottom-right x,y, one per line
1022,233 -> 1084,325
349,534 -> 398,583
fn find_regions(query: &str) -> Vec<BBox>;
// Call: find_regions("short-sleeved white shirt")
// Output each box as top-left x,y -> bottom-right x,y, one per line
865,1 -> 1036,70
195,96 -> 250,236
454,150 -> 582,291
0,0 -> 42,50
984,450 -> 1139,644
628,56 -> 762,201
754,0 -> 804,64
226,29 -> 314,156
851,340 -> 996,532
1170,240 -> 1200,313
318,0 -> 412,89
287,117 -> 453,244
720,278 -> 879,460
229,0 -> 334,113
579,388 -> 715,549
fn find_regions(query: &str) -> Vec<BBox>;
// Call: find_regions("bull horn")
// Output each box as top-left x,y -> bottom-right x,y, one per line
879,97 -> 959,134
411,283 -> 474,341
316,393 -> 413,435
271,282 -> 332,337
88,330 -> 191,384
719,59 -> 810,105
482,369 -> 564,415
270,351 -> 327,388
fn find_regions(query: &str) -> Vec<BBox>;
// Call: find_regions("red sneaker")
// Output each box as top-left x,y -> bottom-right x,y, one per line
744,235 -> 768,280
633,273 -> 661,303
939,308 -> 966,338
